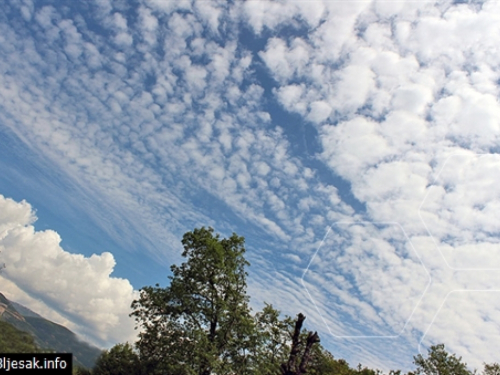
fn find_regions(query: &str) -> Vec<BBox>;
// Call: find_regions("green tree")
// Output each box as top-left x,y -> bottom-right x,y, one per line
131,227 -> 255,375
130,227 -> 333,375
303,344 -> 346,375
280,312 -> 320,375
73,367 -> 92,375
92,343 -> 141,375
413,344 -> 472,375
250,303 -> 354,375
249,303 -> 291,374
483,363 -> 500,375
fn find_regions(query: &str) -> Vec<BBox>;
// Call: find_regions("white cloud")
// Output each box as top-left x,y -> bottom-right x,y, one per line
194,0 -> 223,33
330,64 -> 375,114
310,1 -> 371,62
114,32 -> 133,47
293,1 -> 326,28
303,222 -> 431,337
240,0 -> 500,368
112,12 -> 128,30
185,64 -> 207,92
378,111 -> 429,150
243,0 -> 326,35
307,101 -> 331,124
420,154 -> 500,269
420,292 -> 500,371
0,196 -> 35,237
355,161 -> 428,203
0,194 -> 138,348
259,37 -> 310,83
138,6 -> 158,45
14,0 -> 35,22
242,1 -> 296,35
144,0 -> 181,14
35,6 -> 57,29
168,12 -> 200,39
4,0 -> 500,370
372,0 -> 405,20
391,84 -> 433,115
274,84 -> 307,115
139,6 -> 158,32
321,117 -> 393,180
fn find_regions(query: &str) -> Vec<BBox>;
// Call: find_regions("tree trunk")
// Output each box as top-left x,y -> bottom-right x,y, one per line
280,313 -> 320,375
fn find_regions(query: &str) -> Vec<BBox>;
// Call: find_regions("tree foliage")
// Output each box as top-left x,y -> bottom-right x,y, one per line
483,363 -> 500,375
129,227 -> 332,375
92,343 -> 141,375
73,367 -> 92,375
120,227 -> 500,375
413,344 -> 472,375
131,227 -> 256,375
250,302 -> 292,374
0,320 -> 39,353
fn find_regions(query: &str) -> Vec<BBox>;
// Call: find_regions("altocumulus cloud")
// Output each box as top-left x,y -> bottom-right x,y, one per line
2,0 -> 500,371
0,194 -> 138,348
247,0 -> 500,369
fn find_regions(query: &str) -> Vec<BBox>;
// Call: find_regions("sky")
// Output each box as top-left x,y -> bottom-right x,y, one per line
1,0 -> 500,372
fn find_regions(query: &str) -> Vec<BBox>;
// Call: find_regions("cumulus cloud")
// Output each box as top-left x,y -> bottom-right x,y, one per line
0,194 -> 138,348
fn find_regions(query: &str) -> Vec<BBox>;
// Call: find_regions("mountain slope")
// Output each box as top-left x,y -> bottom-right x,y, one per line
0,320 -> 39,353
10,301 -> 46,319
0,292 -> 102,368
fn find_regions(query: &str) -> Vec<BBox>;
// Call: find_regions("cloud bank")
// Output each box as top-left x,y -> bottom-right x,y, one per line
0,194 -> 137,348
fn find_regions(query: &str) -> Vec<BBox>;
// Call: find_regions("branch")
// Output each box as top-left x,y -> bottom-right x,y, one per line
280,314 -> 320,375
298,331 -> 320,373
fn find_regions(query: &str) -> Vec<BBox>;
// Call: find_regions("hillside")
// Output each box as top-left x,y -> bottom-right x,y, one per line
0,320 -> 39,353
0,292 -> 102,368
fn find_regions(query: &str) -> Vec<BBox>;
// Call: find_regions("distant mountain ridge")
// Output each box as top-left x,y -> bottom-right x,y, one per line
10,301 -> 46,319
0,293 -> 25,322
0,292 -> 102,369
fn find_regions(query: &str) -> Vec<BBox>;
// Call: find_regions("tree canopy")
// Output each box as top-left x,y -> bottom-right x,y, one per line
80,227 -> 500,375
92,342 -> 141,375
6,223 -> 499,374
129,227 -> 332,375
131,227 -> 257,375
413,344 -> 472,375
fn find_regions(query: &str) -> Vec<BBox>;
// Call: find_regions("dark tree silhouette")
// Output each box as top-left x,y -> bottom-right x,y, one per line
281,313 -> 321,375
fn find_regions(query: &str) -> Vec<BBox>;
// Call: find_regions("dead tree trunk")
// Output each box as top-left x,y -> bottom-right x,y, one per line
280,313 -> 320,375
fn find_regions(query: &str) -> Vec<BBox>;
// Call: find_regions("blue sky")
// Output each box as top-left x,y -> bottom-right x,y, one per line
2,0 -> 500,371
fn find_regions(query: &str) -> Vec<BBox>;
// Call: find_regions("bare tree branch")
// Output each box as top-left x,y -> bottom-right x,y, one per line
280,313 -> 320,375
